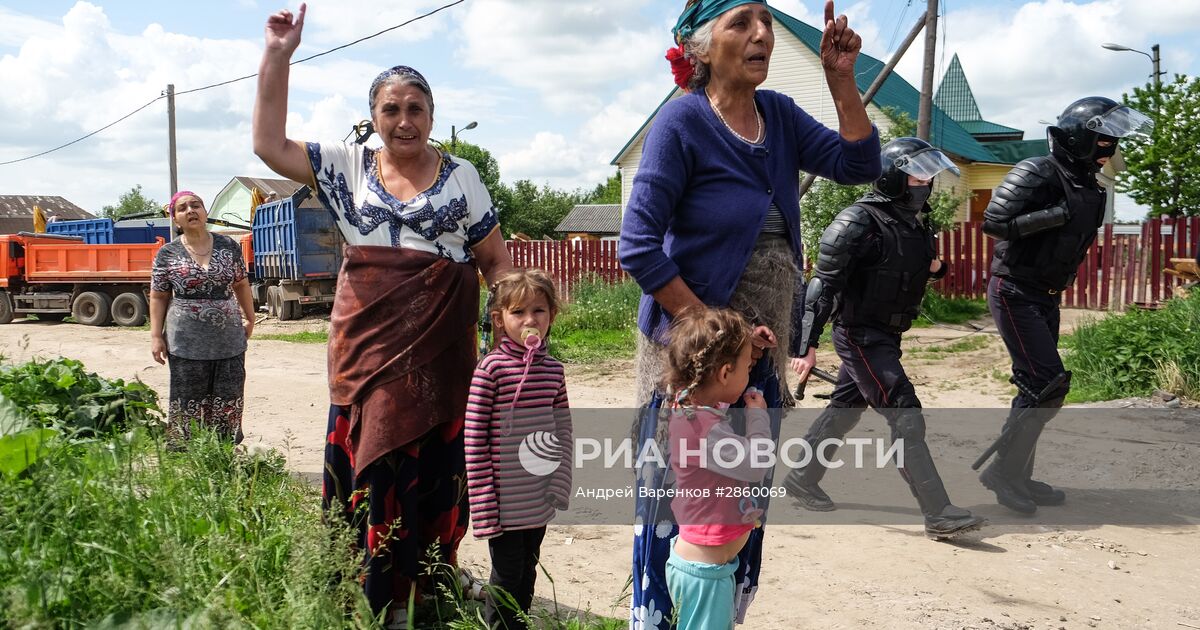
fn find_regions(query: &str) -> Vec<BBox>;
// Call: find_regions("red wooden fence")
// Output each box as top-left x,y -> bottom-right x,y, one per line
937,217 -> 1200,310
508,217 -> 1199,309
506,239 -> 626,299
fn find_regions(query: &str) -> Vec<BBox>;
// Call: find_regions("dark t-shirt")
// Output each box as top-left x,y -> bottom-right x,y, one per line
151,233 -> 248,360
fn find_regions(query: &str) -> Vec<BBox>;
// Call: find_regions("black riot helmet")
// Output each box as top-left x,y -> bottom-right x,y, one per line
874,137 -> 961,199
1048,96 -> 1153,169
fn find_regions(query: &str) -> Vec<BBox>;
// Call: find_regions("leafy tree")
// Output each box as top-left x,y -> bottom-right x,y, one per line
582,172 -> 622,205
101,185 -> 161,220
1119,74 -> 1200,218
495,180 -> 580,239
442,139 -> 503,206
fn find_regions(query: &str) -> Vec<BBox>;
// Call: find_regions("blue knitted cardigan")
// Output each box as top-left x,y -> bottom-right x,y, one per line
619,88 -> 882,347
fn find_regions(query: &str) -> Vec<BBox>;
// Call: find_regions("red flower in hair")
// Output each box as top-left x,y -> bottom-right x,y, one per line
666,44 -> 694,91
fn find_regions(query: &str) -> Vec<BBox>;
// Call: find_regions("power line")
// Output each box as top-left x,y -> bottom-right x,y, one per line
0,0 -> 466,167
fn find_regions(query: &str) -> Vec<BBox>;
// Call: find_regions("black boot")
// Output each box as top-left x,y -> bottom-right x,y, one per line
979,409 -> 1046,514
891,411 -> 985,539
784,403 -> 863,512
979,461 -> 1037,514
1024,447 -> 1066,506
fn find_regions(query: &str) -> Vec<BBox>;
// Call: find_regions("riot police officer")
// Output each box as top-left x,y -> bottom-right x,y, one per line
785,137 -> 985,539
979,97 -> 1153,514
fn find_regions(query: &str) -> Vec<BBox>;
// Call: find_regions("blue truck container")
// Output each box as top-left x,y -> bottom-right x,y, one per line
252,196 -> 341,280
113,218 -> 173,244
249,187 -> 342,320
46,218 -> 115,244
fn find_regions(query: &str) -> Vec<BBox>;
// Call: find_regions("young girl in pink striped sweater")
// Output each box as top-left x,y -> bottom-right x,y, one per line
465,268 -> 572,630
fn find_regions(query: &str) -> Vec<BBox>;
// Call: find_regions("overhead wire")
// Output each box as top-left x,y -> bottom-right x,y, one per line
0,0 -> 466,167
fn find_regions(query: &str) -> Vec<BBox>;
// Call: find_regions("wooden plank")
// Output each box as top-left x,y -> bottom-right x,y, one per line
1100,224 -> 1113,309
1087,239 -> 1099,309
1121,235 -> 1132,309
1150,218 -> 1162,304
974,221 -> 984,295
1163,218 -> 1176,297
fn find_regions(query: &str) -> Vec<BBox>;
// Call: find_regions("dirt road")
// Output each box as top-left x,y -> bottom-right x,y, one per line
3,315 -> 1197,629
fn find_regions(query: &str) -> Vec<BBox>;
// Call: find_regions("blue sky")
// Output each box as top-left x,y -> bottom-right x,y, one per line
1,0 -> 1197,220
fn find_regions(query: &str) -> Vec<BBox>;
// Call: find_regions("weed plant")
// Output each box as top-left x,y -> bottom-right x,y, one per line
1063,292 -> 1200,402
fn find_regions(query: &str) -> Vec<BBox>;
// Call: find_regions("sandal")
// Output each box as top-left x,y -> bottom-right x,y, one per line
458,567 -> 487,601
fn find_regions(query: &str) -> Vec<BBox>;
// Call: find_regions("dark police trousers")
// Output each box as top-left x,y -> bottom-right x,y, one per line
827,324 -> 918,408
800,324 -> 918,453
485,526 -> 546,630
986,275 -> 1067,407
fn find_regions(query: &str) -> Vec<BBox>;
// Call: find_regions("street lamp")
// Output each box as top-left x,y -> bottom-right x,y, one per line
1101,42 -> 1164,88
451,121 -> 478,150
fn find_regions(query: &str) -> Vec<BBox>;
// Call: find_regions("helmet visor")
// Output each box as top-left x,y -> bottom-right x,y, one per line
1086,105 -> 1154,139
893,148 -> 961,180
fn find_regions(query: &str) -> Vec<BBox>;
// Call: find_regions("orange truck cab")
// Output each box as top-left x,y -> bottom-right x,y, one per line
0,233 -> 164,326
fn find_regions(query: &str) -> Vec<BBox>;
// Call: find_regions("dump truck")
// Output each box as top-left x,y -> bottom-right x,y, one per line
0,232 -> 163,326
246,186 -> 343,320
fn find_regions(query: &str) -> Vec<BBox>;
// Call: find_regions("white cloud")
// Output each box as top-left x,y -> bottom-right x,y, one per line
0,2 -> 388,212
894,0 -> 1200,138
457,0 -> 665,113
299,0 -> 450,46
499,80 -> 666,190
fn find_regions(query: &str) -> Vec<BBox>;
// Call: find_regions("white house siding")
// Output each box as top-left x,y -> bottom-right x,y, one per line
615,29 -> 895,215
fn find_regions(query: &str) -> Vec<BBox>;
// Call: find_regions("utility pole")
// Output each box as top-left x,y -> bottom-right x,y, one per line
1151,44 -> 1162,88
167,83 -> 178,197
917,0 -> 939,141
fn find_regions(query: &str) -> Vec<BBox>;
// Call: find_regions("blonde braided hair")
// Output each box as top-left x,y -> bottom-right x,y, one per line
664,306 -> 752,404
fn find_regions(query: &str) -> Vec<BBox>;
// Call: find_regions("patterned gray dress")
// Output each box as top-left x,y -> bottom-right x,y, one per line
151,233 -> 248,443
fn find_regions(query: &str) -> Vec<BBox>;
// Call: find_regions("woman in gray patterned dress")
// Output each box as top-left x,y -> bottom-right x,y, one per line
150,190 -> 256,443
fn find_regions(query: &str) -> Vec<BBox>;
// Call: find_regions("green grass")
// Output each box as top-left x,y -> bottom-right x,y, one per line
257,330 -> 330,344
0,351 -> 629,629
1062,292 -> 1200,403
0,427 -> 375,628
908,334 -> 991,357
540,278 -> 639,364
913,291 -> 991,327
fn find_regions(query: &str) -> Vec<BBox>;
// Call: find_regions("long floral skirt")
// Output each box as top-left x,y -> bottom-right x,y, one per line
322,405 -> 470,618
166,352 -> 245,444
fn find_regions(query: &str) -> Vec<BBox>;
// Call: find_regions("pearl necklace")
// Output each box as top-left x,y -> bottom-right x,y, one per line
708,92 -> 764,145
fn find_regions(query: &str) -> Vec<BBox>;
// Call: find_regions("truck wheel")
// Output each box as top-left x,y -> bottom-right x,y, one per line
280,297 -> 301,321
111,292 -> 148,327
0,292 -> 13,325
73,291 -> 113,326
267,286 -> 282,318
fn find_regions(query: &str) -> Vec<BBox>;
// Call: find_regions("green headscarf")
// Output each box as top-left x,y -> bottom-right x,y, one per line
672,0 -> 768,44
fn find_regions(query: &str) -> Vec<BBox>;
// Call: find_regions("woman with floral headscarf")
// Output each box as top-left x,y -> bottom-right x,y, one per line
620,1 -> 880,627
252,4 -> 512,626
150,190 -> 255,444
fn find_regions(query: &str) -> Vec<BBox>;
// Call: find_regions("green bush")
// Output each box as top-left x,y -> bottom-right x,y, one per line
553,277 -> 640,336
548,278 -> 640,363
0,426 -> 373,629
917,291 -> 991,327
1063,292 -> 1200,402
0,356 -> 160,436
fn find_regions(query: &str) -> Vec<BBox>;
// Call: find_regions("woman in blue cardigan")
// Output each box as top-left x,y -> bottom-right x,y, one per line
619,1 -> 881,627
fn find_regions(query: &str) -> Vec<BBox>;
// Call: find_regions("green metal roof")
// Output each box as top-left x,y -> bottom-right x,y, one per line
959,120 -> 1024,137
934,53 -> 1024,141
934,54 -> 982,121
982,139 -> 1049,164
613,9 -> 1010,166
